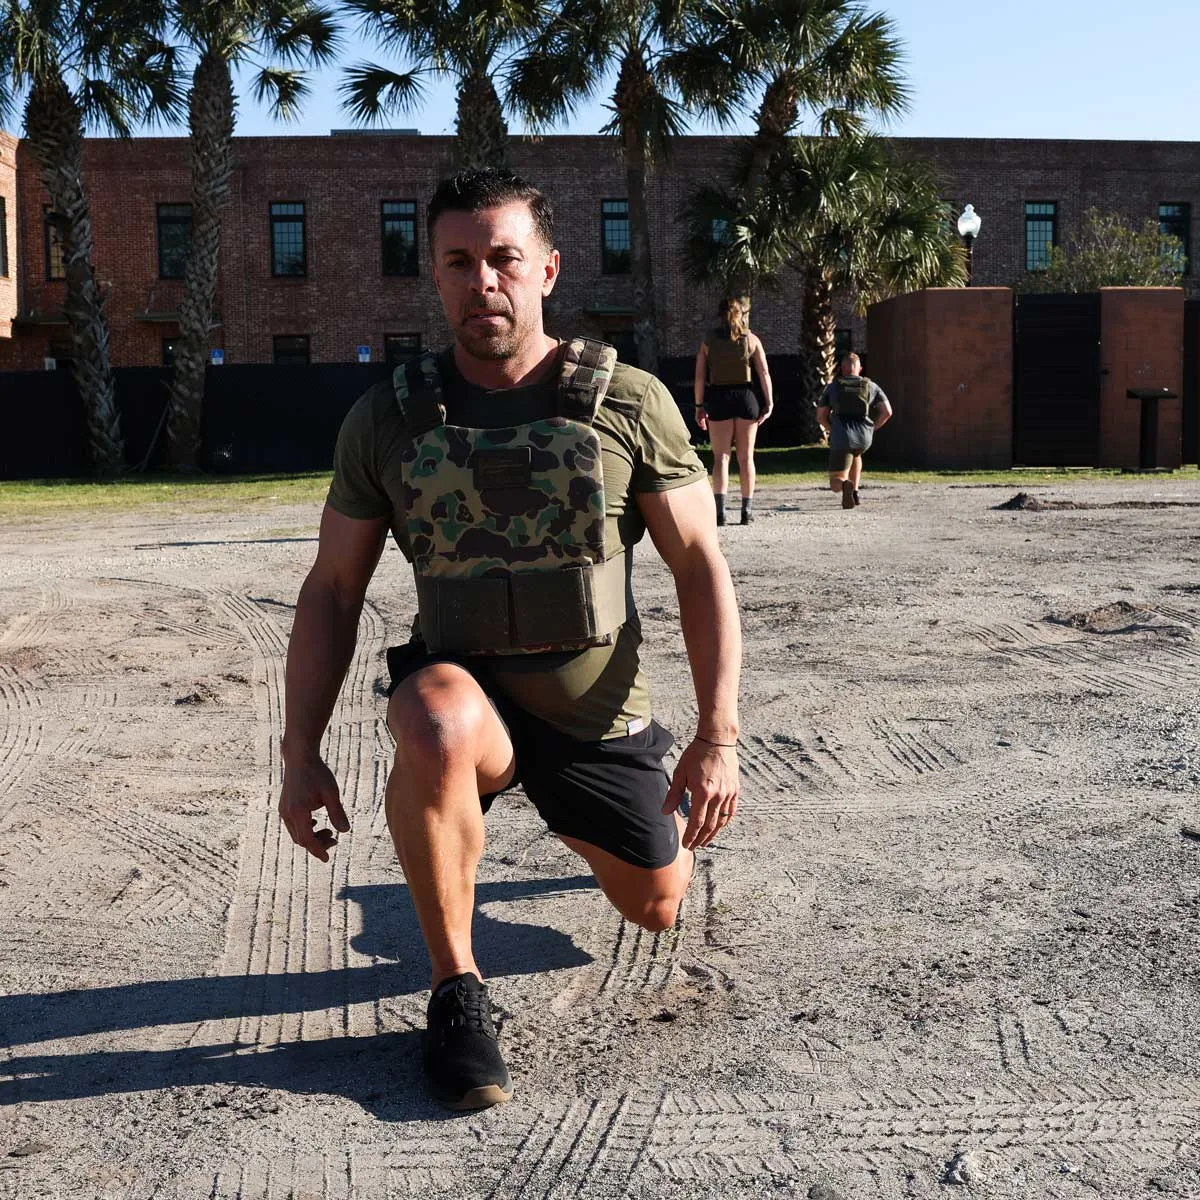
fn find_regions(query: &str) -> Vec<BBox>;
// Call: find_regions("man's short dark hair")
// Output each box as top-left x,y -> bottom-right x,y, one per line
427,168 -> 555,252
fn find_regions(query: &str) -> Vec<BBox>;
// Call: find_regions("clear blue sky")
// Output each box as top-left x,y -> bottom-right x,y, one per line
102,0 -> 1200,142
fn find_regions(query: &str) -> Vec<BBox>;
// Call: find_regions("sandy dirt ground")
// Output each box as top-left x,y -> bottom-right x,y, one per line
1,476 -> 1199,1200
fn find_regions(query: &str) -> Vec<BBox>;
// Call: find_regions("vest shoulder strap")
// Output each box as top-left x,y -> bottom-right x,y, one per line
393,352 -> 447,437
558,338 -> 617,424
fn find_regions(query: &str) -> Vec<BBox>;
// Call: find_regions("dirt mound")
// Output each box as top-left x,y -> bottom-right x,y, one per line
1048,600 -> 1153,633
997,493 -> 1200,513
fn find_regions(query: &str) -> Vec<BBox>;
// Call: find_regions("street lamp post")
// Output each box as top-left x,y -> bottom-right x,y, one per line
957,204 -> 982,285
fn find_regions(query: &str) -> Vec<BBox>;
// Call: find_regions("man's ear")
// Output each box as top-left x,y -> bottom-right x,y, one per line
542,248 -> 560,297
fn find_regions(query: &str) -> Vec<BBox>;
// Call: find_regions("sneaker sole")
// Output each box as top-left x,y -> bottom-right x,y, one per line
437,1082 -> 514,1111
841,481 -> 855,509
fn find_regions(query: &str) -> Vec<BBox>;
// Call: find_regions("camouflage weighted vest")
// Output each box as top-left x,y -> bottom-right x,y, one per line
394,339 -> 626,656
835,376 -> 872,419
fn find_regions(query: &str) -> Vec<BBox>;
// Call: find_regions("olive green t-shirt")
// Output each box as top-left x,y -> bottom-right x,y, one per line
327,345 -> 707,741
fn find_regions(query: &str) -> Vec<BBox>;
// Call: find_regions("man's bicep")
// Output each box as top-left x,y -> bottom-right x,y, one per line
637,479 -> 718,571
309,504 -> 389,602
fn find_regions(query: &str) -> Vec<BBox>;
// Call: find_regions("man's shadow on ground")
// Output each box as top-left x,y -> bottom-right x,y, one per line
1,875 -> 595,1120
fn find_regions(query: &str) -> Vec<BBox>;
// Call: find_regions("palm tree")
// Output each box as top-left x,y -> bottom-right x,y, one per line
162,0 -> 340,471
509,0 -> 739,375
683,134 -> 964,423
0,0 -> 179,475
339,0 -> 549,170
684,0 -> 908,299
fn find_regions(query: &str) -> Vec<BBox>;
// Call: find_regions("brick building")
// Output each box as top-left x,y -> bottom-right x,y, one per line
0,131 -> 1197,373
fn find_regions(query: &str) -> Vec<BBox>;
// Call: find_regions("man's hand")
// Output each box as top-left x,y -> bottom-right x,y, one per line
663,738 -> 739,850
279,756 -> 350,862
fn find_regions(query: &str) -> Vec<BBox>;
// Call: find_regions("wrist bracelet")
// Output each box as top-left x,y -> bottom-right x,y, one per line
696,734 -> 737,748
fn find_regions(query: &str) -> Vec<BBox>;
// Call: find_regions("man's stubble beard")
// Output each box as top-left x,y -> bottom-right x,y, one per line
455,306 -> 541,362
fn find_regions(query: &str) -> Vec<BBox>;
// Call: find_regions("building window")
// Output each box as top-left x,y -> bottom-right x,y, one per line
835,328 -> 854,362
273,335 -> 310,365
603,329 -> 638,367
162,337 -> 178,367
1025,201 -> 1057,271
601,199 -> 630,275
0,196 -> 8,278
48,338 -> 75,369
384,333 -> 422,365
382,200 -> 418,276
44,207 -> 66,281
270,202 -> 306,276
1159,202 -> 1191,276
157,203 -> 193,279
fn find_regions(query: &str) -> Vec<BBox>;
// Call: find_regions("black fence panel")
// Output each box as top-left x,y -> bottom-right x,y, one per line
1185,299 -> 1199,466
1013,293 -> 1102,466
1,353 -> 819,480
200,364 -> 390,474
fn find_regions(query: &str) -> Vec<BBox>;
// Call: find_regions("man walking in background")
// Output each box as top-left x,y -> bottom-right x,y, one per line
817,353 -> 893,509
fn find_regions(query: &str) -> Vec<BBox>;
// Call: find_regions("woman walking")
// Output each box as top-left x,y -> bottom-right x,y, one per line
694,296 -> 774,525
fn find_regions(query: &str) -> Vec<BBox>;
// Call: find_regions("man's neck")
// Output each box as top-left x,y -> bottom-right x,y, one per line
452,335 -> 560,391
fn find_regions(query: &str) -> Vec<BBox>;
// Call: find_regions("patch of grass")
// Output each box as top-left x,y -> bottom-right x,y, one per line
0,471 -> 333,520
699,445 -> 1200,488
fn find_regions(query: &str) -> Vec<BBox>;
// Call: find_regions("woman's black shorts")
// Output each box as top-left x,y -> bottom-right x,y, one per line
384,642 -> 680,870
703,385 -> 760,422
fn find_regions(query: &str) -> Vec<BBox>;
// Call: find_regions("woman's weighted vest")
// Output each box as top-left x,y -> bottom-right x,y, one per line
394,339 -> 627,655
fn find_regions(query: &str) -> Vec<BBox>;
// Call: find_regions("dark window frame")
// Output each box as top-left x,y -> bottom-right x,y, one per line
44,206 -> 66,281
270,201 -> 307,277
273,334 -> 311,365
381,200 -> 419,277
157,202 -> 193,280
1025,201 -> 1058,272
0,195 -> 8,278
1159,201 -> 1191,276
384,332 -> 423,365
161,337 -> 178,367
601,198 -> 631,275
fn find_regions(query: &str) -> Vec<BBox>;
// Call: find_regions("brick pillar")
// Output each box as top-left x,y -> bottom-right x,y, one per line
1098,288 -> 1184,470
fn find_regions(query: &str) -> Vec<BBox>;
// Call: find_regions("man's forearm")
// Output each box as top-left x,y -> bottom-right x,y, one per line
674,547 -> 741,741
281,574 -> 364,763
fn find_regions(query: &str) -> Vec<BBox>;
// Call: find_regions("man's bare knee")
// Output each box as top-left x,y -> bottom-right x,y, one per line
628,892 -> 684,933
388,674 -> 490,782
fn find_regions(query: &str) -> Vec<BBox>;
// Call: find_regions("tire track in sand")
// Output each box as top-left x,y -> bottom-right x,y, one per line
190,591 -> 384,1056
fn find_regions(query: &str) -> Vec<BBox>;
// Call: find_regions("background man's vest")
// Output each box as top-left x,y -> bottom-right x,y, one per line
835,376 -> 872,419
706,329 -> 752,386
394,339 -> 626,656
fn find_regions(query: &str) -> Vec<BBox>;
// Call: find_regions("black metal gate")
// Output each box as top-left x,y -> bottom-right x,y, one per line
1184,298 -> 1199,465
1013,293 -> 1102,466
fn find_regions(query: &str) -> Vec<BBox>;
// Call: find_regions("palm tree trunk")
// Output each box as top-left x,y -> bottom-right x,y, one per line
24,75 -> 125,475
168,49 -> 235,472
799,263 -> 836,438
615,54 -> 658,375
455,69 -> 509,169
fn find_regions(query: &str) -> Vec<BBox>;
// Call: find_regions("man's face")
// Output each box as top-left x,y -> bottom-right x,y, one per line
431,201 -> 559,362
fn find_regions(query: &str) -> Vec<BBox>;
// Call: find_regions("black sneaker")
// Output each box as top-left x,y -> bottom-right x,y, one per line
852,489 -> 861,506
422,973 -> 513,1111
841,479 -> 855,509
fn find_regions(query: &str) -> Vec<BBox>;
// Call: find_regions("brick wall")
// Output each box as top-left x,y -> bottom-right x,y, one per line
2,131 -> 1199,377
0,131 -> 16,339
867,288 -> 1013,469
1098,287 -> 1184,469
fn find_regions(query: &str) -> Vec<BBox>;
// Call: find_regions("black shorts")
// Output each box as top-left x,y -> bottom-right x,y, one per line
703,385 -> 760,422
385,643 -> 680,870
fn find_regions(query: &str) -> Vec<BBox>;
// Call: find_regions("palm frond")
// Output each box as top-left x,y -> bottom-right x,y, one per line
338,60 -> 427,123
250,64 -> 310,122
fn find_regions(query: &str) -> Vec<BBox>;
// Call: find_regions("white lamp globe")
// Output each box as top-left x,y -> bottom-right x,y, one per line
957,204 -> 982,239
